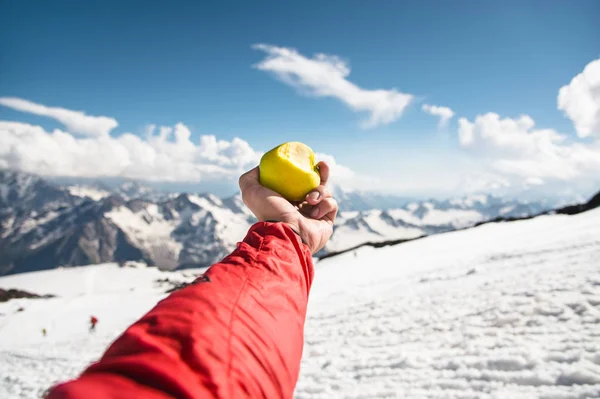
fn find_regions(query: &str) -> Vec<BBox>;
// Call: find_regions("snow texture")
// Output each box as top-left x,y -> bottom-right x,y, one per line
66,186 -> 111,201
298,208 -> 600,398
0,264 -> 201,398
1,209 -> 599,398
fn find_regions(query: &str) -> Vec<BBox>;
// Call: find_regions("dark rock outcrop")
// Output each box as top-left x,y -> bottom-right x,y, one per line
0,288 -> 55,302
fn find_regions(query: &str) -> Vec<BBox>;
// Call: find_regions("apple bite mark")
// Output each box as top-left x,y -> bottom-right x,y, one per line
259,141 -> 321,202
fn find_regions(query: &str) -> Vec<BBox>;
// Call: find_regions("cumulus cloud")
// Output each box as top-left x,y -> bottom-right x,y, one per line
315,152 -> 356,181
458,113 -> 600,182
422,104 -> 455,127
0,121 -> 262,182
253,44 -> 413,128
0,117 -> 356,187
0,97 -> 118,137
557,58 -> 600,138
457,59 -> 600,193
458,113 -> 564,156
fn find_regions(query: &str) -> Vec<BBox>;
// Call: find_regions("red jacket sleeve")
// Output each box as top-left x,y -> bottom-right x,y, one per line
46,222 -> 314,399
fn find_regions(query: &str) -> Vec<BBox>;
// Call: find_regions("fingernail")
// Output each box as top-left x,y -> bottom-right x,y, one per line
311,207 -> 319,218
309,191 -> 320,201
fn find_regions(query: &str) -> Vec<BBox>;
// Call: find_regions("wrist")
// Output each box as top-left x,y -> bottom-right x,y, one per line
264,217 -> 308,249
285,216 -> 314,254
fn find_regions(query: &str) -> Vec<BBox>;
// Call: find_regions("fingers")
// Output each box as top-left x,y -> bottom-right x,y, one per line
306,184 -> 332,205
238,167 -> 263,208
239,163 -> 338,230
309,197 -> 338,222
238,167 -> 259,192
316,161 -> 329,186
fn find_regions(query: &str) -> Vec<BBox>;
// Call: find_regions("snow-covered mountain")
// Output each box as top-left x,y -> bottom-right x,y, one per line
0,170 -> 81,215
0,169 -> 573,275
326,194 -> 554,252
0,170 -> 254,275
331,185 -> 414,212
104,193 -> 252,269
65,180 -> 173,202
1,201 -> 599,398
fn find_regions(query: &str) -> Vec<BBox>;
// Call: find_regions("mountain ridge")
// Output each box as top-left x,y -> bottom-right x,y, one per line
319,188 -> 600,261
0,169 -> 576,275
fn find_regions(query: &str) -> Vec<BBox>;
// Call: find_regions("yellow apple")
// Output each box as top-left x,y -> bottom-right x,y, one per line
259,141 -> 321,201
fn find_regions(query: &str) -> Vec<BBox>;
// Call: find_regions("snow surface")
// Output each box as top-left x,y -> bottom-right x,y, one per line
326,193 -> 554,254
66,186 -> 111,201
106,204 -> 183,269
406,202 -> 420,212
328,210 -> 424,251
500,205 -> 516,215
299,208 -> 600,399
449,194 -> 490,208
386,209 -> 422,226
1,216 -> 15,239
328,206 -> 485,252
16,211 -> 60,236
0,264 -> 203,398
104,195 -> 251,269
419,208 -> 482,228
464,194 -> 489,207
1,209 -> 600,398
187,194 -> 250,249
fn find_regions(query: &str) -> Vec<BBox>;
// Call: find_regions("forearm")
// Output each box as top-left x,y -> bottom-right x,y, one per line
46,222 -> 314,399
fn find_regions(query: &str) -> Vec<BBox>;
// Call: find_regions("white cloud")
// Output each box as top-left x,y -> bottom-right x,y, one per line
458,113 -> 564,156
457,60 -> 600,194
315,152 -> 356,182
0,97 -> 118,137
557,58 -> 600,138
524,177 -> 544,186
0,121 -> 261,182
0,117 -> 356,188
422,104 -> 455,127
458,113 -> 600,182
253,44 -> 413,128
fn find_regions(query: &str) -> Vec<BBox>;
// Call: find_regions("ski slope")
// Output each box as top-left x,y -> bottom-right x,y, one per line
1,208 -> 599,398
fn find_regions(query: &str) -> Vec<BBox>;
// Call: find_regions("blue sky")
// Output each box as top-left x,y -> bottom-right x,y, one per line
1,1 -> 599,197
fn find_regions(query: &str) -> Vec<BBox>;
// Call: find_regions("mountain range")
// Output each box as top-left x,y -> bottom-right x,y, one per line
0,169 -> 577,275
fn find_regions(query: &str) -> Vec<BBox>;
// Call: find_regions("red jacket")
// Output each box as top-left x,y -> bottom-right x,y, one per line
47,222 -> 314,399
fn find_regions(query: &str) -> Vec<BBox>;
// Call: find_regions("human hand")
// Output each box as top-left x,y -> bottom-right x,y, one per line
238,161 -> 338,254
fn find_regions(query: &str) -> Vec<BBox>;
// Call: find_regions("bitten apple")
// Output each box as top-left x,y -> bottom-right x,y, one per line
259,142 -> 321,202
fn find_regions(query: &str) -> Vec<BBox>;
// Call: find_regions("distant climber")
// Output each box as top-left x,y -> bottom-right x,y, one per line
89,315 -> 98,332
42,328 -> 47,337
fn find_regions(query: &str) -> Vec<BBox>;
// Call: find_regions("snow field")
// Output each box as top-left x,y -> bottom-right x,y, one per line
0,265 -> 198,398
296,209 -> 600,398
0,208 -> 599,398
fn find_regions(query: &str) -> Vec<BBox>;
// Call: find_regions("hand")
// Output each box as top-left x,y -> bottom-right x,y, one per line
239,161 -> 338,254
